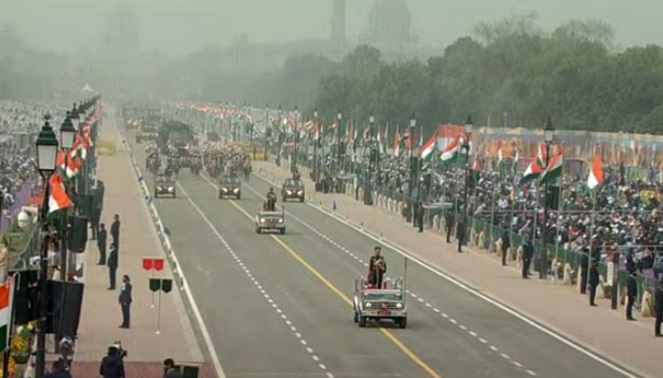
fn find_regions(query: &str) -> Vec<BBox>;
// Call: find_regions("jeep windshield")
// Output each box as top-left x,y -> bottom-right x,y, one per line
284,179 -> 303,188
156,176 -> 172,184
363,291 -> 402,301
221,178 -> 240,185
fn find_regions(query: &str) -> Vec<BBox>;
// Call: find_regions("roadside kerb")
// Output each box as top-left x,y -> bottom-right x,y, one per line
252,163 -> 645,378
118,130 -> 227,378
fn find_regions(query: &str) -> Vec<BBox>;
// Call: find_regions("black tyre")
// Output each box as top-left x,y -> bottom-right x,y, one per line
358,316 -> 366,328
353,311 -> 358,323
398,318 -> 407,329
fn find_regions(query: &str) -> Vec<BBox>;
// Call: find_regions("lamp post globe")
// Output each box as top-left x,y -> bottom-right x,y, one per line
410,115 -> 416,128
60,116 -> 76,150
17,210 -> 32,229
36,115 -> 59,176
313,108 -> 318,120
544,118 -> 555,143
70,104 -> 80,131
464,114 -> 474,135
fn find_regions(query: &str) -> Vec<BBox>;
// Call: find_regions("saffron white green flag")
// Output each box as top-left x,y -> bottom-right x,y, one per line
539,148 -> 564,184
0,274 -> 16,350
439,136 -> 460,165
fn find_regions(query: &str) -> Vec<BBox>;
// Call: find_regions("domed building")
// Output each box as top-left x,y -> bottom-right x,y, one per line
361,0 -> 416,48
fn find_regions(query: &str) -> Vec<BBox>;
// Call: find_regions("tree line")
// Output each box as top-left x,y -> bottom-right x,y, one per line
198,16 -> 663,137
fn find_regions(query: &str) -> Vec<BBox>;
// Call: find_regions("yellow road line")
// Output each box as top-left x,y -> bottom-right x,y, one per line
228,199 -> 444,378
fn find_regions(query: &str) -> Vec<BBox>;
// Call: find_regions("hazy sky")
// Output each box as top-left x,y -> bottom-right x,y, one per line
1,0 -> 662,55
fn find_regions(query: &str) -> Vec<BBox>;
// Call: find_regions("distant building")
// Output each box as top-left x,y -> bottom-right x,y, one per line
361,0 -> 416,49
330,0 -> 347,49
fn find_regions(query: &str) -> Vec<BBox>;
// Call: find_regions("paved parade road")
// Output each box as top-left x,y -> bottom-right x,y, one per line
128,137 -> 642,378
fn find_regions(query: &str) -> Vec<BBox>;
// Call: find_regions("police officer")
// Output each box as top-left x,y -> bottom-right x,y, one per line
368,246 -> 387,288
119,275 -> 132,328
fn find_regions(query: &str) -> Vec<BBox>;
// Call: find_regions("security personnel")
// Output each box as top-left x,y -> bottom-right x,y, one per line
522,239 -> 534,279
500,230 -> 511,266
444,211 -> 454,243
588,261 -> 600,307
368,246 -> 387,288
110,214 -> 121,250
97,223 -> 107,265
626,269 -> 638,321
655,280 -> 663,337
119,275 -> 132,329
107,243 -> 118,290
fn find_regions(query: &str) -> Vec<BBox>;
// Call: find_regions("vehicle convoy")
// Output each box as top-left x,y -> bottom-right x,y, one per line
218,176 -> 241,199
282,178 -> 305,202
154,173 -> 176,198
353,275 -> 407,328
255,208 -> 286,234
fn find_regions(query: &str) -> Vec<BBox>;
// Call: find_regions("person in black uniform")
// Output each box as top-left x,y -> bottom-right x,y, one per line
119,275 -> 132,328
522,239 -> 534,278
580,247 -> 589,294
655,280 -> 663,337
99,345 -> 125,378
107,243 -> 118,290
500,230 -> 511,266
626,269 -> 638,321
97,223 -> 107,265
588,261 -> 600,306
444,211 -> 454,243
368,246 -> 387,288
110,214 -> 120,250
456,221 -> 466,253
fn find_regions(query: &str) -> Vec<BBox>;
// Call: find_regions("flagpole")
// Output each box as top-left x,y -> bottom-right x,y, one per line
553,179 -> 565,283
489,169 -> 498,250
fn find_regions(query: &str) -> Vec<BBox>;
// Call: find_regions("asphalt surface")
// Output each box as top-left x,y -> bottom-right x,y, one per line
127,133 -> 638,378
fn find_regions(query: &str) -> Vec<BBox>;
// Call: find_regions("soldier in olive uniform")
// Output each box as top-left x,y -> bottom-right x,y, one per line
368,246 -> 387,288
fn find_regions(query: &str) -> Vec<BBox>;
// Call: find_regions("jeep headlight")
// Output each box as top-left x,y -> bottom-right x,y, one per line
157,186 -> 163,191
286,190 -> 292,194
278,219 -> 284,223
168,187 -> 174,192
233,188 -> 240,193
221,187 -> 228,192
297,190 -> 304,195
396,303 -> 403,309
260,218 -> 266,223
365,302 -> 372,308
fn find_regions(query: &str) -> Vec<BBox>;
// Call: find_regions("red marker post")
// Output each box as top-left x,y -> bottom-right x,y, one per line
142,257 -> 165,308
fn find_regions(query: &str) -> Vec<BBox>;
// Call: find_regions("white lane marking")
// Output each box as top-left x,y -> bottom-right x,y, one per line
249,171 -> 641,378
202,173 -> 535,375
176,183 -> 335,378
121,131 -> 227,378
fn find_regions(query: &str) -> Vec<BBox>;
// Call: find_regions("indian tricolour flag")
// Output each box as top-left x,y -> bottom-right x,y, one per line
439,136 -> 460,165
0,275 -> 16,350
539,146 -> 564,184
520,159 -> 543,184
420,133 -> 436,162
587,154 -> 605,190
48,173 -> 74,215
393,128 -> 401,156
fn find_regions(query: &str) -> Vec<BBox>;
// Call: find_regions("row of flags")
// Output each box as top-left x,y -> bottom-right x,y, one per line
181,103 -> 607,190
47,103 -> 101,217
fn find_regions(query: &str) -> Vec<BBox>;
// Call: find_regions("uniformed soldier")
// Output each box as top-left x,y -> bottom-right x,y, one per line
368,246 -> 387,288
119,275 -> 132,329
